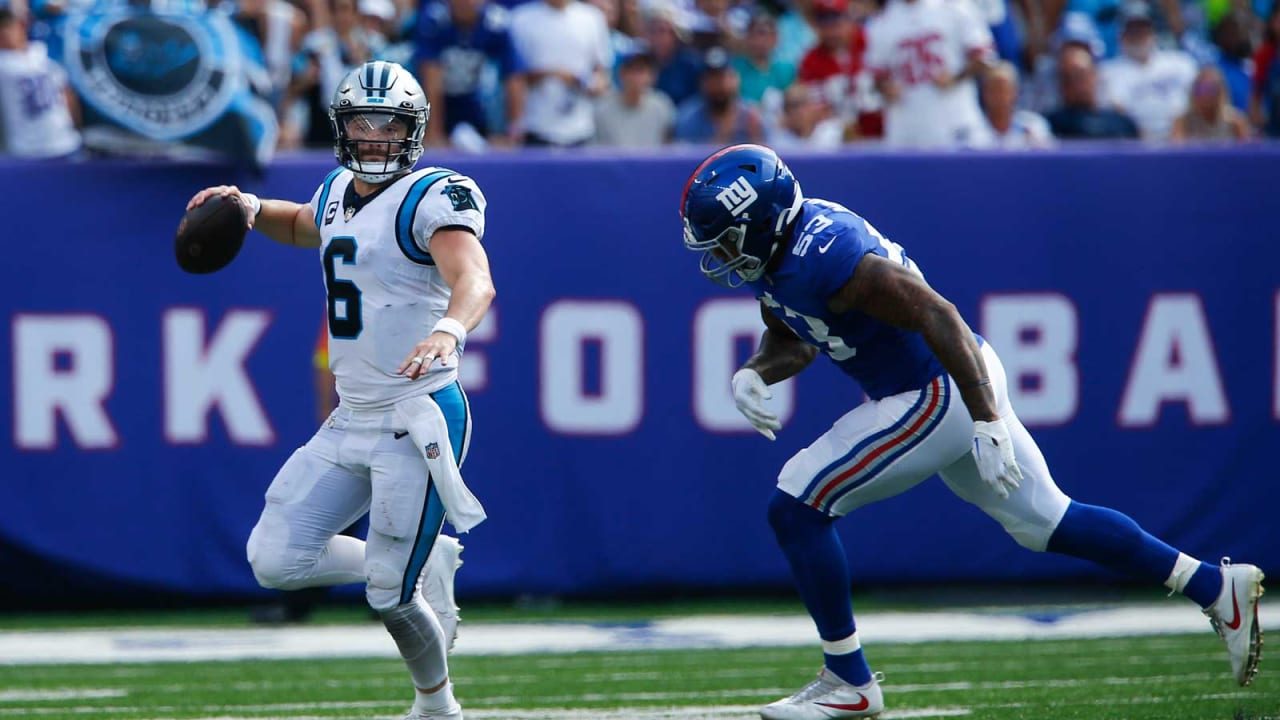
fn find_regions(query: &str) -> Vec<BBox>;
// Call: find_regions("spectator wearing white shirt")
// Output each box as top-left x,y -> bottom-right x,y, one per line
981,60 -> 1054,148
865,0 -> 995,148
767,83 -> 845,149
1100,1 -> 1197,140
510,0 -> 614,147
0,6 -> 80,158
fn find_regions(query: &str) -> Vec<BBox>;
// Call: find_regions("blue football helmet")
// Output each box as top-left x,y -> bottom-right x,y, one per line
681,144 -> 804,288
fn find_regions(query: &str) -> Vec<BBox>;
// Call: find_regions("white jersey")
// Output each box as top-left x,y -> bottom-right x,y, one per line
1100,50 -> 1197,141
0,43 -> 81,158
509,0 -> 613,145
308,166 -> 487,410
263,0 -> 301,100
865,0 -> 994,148
983,109 -> 1055,149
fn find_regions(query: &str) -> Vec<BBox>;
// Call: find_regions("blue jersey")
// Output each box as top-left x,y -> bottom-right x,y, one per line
412,2 -> 522,134
745,199 -> 944,400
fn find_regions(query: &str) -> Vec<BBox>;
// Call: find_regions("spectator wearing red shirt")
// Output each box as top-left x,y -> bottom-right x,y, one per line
796,0 -> 882,138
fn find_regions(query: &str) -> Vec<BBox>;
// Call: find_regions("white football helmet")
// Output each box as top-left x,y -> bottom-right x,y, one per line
329,61 -> 430,184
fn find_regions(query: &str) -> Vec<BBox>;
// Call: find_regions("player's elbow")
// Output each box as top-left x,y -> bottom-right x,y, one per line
918,298 -> 962,337
471,271 -> 496,306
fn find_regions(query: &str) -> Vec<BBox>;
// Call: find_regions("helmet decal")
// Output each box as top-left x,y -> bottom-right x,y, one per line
679,145 -> 803,288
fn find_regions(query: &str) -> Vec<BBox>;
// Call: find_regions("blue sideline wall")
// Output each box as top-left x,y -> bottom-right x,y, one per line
2,146 -> 1277,602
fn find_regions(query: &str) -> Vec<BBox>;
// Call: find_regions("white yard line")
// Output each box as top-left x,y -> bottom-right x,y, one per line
0,706 -> 974,720
0,688 -> 127,702
0,603 -> 1274,665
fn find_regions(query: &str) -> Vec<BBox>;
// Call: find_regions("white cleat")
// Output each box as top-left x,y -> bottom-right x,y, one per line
760,669 -> 884,719
401,704 -> 462,720
422,534 -> 464,653
1203,557 -> 1265,686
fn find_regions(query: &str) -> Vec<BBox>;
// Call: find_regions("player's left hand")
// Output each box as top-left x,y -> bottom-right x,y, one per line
397,332 -> 458,380
972,419 -> 1023,499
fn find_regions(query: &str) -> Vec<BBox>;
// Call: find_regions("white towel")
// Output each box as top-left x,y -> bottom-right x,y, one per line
393,394 -> 487,533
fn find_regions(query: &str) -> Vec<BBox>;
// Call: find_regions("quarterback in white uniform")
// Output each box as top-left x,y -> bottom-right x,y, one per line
187,61 -> 494,720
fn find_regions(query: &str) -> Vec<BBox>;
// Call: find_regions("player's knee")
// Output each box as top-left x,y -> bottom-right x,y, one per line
1007,524 -> 1054,552
246,518 -> 293,589
996,510 -> 1063,552
364,560 -> 404,611
767,490 -> 828,542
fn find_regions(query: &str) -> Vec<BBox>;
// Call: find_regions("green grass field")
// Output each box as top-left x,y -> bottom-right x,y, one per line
0,603 -> 1276,720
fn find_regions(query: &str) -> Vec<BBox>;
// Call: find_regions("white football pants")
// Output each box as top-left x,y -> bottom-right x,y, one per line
778,342 -> 1071,551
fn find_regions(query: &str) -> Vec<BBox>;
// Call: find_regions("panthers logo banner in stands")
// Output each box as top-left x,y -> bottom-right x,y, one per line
53,0 -> 277,167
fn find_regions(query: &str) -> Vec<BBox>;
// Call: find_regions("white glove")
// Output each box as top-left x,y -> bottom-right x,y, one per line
732,368 -> 781,441
972,419 -> 1023,499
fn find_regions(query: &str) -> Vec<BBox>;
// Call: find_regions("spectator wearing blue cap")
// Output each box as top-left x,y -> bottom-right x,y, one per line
673,45 -> 764,143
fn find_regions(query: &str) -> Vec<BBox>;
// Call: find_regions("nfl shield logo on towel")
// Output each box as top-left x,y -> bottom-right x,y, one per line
425,442 -> 440,459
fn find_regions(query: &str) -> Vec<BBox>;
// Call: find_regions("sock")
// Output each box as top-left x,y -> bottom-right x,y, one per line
1164,553 -> 1224,608
1046,502 -> 1224,607
412,680 -> 456,715
767,490 -> 872,686
381,599 -> 449,692
822,632 -> 871,687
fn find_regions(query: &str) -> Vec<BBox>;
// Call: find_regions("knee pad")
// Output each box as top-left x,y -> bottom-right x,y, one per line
990,496 -> 1071,552
246,515 -> 292,589
767,490 -> 831,543
365,559 -> 406,611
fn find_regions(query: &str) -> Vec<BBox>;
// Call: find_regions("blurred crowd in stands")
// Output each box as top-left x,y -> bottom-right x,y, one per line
1,0 -> 1277,160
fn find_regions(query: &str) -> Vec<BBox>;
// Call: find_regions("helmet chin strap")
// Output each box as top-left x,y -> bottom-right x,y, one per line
352,169 -> 399,183
350,157 -> 405,184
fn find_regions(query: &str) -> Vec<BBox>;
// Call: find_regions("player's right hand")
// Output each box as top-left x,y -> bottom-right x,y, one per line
187,185 -> 256,230
732,368 -> 781,441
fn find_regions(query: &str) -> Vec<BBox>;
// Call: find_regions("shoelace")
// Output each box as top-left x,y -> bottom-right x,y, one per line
788,670 -> 886,702
788,670 -> 845,702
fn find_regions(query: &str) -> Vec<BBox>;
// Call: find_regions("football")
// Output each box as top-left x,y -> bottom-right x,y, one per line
174,193 -> 249,274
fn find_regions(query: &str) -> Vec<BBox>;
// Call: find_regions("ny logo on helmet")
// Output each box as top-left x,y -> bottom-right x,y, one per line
716,177 -> 758,217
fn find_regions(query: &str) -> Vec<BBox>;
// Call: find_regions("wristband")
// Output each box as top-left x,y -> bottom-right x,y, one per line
241,192 -> 262,218
433,317 -> 467,346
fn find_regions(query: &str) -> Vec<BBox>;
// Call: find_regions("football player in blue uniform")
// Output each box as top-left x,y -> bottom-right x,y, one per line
680,144 -> 1265,719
